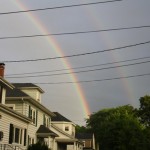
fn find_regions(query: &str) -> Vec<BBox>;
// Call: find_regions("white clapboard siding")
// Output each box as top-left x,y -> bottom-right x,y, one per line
27,103 -> 52,143
22,89 -> 41,102
15,103 -> 24,114
0,110 -> 28,144
52,122 -> 75,136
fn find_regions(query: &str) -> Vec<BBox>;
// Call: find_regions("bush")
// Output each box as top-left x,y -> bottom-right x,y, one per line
27,141 -> 49,150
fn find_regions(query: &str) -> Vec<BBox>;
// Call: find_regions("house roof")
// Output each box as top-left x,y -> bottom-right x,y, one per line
51,112 -> 72,122
75,133 -> 93,140
6,84 -> 55,117
0,77 -> 14,89
6,87 -> 29,97
36,125 -> 58,137
12,83 -> 44,93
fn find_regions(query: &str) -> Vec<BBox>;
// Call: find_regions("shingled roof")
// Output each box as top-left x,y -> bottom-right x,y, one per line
13,83 -> 39,88
12,83 -> 44,93
36,125 -> 58,137
6,87 -> 29,97
6,83 -> 44,97
51,112 -> 72,122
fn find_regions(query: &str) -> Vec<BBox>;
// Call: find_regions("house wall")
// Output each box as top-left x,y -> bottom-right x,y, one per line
6,100 -> 25,115
28,108 -> 44,143
5,99 -> 52,145
51,127 -> 69,139
22,89 -> 41,103
15,103 -> 24,114
53,122 -> 75,137
0,109 -> 28,147
17,102 -> 51,144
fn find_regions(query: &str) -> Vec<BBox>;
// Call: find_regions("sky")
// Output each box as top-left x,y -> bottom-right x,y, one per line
0,0 -> 150,125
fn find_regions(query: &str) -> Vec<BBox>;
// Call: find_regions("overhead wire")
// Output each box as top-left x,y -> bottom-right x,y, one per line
0,25 -> 149,40
35,73 -> 150,85
5,55 -> 150,76
0,0 -> 122,15
1,40 -> 150,63
6,60 -> 150,78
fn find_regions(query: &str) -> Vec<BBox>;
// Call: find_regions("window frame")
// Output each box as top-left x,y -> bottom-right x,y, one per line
29,106 -> 37,125
28,136 -> 35,145
13,125 -> 23,144
43,114 -> 50,127
65,126 -> 69,131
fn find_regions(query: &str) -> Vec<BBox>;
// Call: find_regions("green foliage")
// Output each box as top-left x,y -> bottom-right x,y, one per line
86,105 -> 148,150
143,127 -> 150,149
27,142 -> 49,150
76,125 -> 91,133
138,95 -> 150,127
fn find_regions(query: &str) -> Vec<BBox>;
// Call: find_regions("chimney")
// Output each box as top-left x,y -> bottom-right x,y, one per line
0,63 -> 5,77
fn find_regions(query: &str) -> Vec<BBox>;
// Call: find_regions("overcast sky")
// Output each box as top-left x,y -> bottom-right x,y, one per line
0,0 -> 150,125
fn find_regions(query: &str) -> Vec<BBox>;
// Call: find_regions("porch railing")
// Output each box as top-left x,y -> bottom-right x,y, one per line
0,144 -> 26,150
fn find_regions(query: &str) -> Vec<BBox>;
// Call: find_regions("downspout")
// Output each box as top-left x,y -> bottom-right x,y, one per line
21,98 -> 25,115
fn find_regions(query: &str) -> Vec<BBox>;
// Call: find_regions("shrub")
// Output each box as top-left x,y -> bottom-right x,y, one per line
27,141 -> 49,150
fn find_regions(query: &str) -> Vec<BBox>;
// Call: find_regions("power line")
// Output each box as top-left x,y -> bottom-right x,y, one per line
0,0 -> 122,15
35,73 -> 150,85
0,25 -> 150,40
5,55 -> 150,76
6,60 -> 150,78
2,40 -> 150,63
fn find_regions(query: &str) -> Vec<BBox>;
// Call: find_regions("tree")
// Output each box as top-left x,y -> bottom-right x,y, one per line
75,125 -> 91,133
86,105 -> 146,150
138,95 -> 150,127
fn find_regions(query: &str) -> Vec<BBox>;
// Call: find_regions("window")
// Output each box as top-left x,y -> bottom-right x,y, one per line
43,114 -> 50,127
14,127 -> 23,144
29,106 -> 38,125
9,124 -> 25,145
28,136 -> 34,145
65,126 -> 69,131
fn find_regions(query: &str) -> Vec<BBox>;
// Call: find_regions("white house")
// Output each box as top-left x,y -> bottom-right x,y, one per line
0,63 -> 84,150
51,112 -> 83,150
0,63 -> 31,150
5,83 -> 57,149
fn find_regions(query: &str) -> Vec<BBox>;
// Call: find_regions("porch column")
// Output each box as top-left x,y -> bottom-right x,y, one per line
53,138 -> 55,150
76,143 -> 78,150
74,142 -> 77,150
48,136 -> 51,149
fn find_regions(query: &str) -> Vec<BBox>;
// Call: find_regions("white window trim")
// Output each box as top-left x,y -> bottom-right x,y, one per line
28,136 -> 35,145
30,107 -> 37,125
44,115 -> 50,127
65,126 -> 69,131
12,125 -> 24,145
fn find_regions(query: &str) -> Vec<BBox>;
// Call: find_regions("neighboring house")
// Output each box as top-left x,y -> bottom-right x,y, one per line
75,133 -> 96,150
0,63 -> 84,150
51,112 -> 83,150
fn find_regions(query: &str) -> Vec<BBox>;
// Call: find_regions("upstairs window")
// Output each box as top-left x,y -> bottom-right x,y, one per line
29,106 -> 38,126
65,126 -> 69,131
43,114 -> 50,127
